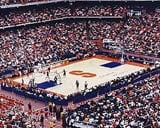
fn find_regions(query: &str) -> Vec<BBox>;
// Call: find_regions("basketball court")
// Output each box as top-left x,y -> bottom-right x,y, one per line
13,56 -> 147,96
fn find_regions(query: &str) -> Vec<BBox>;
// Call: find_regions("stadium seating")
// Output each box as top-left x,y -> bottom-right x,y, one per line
0,1 -> 159,127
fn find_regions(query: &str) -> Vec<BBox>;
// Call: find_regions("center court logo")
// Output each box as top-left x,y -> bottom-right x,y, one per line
69,70 -> 96,78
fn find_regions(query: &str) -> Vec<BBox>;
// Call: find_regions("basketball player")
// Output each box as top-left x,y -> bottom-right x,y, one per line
46,71 -> 50,82
84,81 -> 88,89
47,71 -> 49,78
48,67 -> 51,73
76,80 -> 79,90
54,76 -> 57,85
63,69 -> 66,77
22,78 -> 24,85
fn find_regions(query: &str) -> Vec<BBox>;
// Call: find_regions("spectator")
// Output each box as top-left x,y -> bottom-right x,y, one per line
40,114 -> 44,128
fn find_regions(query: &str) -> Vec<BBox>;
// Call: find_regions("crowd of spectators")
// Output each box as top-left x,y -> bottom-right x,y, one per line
64,75 -> 160,128
0,6 -> 71,27
0,94 -> 26,127
123,11 -> 160,57
73,5 -> 126,17
0,92 -> 63,128
0,3 -> 158,62
0,4 -> 126,28
88,10 -> 160,57
0,0 -> 53,6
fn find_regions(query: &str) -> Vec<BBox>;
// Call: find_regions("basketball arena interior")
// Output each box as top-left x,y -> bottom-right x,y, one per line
0,0 -> 160,128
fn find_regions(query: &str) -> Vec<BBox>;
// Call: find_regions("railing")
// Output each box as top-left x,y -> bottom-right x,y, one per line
72,121 -> 97,128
